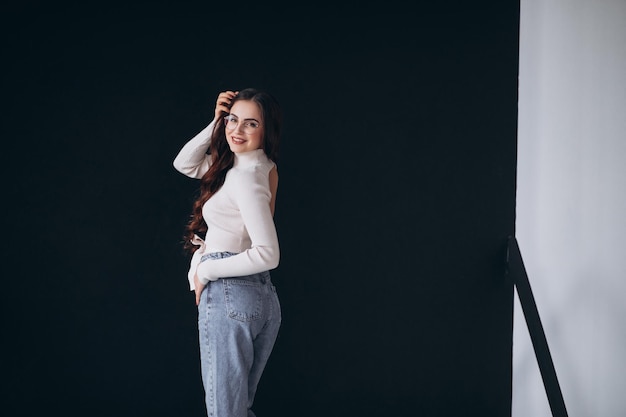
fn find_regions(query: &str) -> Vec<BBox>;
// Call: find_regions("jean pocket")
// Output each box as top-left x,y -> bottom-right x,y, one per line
223,279 -> 263,322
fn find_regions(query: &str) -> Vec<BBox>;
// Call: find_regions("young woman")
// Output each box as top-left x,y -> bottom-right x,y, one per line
173,88 -> 282,417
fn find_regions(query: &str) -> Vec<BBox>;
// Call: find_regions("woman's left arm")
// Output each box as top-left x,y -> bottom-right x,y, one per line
196,168 -> 279,283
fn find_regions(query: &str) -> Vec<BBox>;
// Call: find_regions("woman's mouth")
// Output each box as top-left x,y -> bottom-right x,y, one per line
231,136 -> 247,145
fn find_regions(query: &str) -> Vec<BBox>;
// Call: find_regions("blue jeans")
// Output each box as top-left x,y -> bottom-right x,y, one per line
198,252 -> 281,417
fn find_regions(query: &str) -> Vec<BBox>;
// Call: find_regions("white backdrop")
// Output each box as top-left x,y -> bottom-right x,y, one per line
514,0 -> 626,416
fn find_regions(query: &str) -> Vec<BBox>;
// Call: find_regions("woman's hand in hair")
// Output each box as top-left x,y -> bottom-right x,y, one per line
214,90 -> 239,121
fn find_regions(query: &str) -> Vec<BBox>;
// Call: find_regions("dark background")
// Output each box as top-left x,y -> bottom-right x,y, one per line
3,2 -> 520,416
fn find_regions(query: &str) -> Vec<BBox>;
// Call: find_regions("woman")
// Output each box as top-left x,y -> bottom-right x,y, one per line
173,88 -> 282,417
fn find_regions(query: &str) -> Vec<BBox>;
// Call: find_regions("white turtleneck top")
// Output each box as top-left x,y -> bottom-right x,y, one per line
173,120 -> 279,290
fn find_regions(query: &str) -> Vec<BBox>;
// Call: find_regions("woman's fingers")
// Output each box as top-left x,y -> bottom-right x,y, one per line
214,90 -> 239,119
194,272 -> 204,305
217,90 -> 237,103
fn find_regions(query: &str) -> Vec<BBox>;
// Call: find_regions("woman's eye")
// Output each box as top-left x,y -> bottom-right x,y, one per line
246,121 -> 259,128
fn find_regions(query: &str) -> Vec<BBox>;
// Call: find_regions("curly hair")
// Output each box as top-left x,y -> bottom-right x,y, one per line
183,88 -> 282,254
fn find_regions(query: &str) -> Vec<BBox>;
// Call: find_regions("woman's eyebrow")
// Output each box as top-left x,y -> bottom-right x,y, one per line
229,113 -> 260,123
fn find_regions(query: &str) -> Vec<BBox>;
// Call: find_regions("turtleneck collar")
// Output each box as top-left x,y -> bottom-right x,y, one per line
233,148 -> 267,168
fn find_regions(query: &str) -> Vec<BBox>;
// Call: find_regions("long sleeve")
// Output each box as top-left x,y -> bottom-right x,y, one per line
196,167 -> 280,283
173,120 -> 216,179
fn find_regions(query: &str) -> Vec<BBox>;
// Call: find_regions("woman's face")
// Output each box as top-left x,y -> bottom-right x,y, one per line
225,99 -> 264,154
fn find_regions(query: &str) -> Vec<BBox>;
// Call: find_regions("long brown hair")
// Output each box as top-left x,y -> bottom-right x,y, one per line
183,88 -> 282,254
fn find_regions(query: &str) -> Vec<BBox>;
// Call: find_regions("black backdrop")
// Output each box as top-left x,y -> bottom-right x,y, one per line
3,2 -> 520,416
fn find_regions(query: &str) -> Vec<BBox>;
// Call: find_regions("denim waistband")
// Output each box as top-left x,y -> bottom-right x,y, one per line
201,251 -> 239,262
200,251 -> 271,284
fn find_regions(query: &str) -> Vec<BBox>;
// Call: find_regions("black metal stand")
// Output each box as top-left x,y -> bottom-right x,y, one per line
507,236 -> 569,417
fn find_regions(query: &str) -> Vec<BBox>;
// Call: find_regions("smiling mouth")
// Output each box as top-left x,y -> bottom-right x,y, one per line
231,136 -> 247,145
